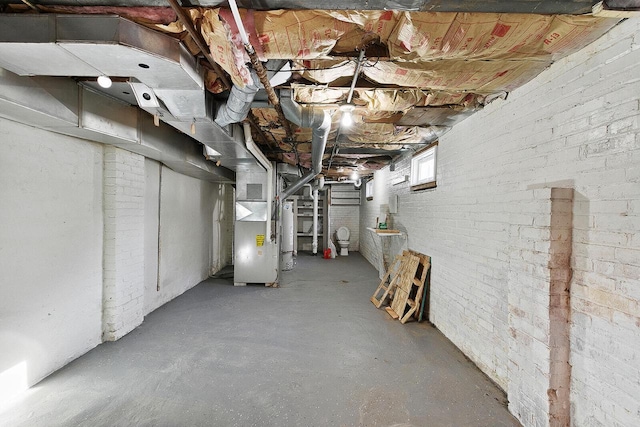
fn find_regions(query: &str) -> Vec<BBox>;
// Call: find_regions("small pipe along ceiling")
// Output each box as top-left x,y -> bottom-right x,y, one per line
0,1 -> 630,180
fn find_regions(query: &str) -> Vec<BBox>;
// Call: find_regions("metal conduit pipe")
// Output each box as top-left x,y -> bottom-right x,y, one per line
346,49 -> 366,104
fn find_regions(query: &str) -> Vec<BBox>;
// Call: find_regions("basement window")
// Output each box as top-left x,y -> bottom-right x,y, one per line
365,179 -> 374,201
410,142 -> 437,191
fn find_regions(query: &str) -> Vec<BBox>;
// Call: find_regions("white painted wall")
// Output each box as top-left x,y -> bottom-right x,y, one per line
102,146 -> 146,341
0,118 -> 235,403
145,166 -> 232,314
143,159 -> 161,315
0,119 -> 103,402
360,18 -> 640,427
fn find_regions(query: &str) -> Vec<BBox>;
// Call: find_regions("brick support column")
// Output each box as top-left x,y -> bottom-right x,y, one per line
547,188 -> 573,426
507,188 -> 573,427
102,146 -> 145,341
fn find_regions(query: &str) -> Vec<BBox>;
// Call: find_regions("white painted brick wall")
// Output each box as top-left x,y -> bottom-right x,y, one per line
0,118 -> 103,400
360,18 -> 640,427
144,161 -> 234,316
1,113 -> 236,400
146,167 -> 233,314
329,186 -> 360,251
103,146 -> 145,341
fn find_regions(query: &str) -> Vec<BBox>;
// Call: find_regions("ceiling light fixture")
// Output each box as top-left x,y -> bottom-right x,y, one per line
340,104 -> 355,127
97,75 -> 112,89
350,171 -> 359,180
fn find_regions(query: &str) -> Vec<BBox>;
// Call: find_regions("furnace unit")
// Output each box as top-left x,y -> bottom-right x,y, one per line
233,164 -> 278,286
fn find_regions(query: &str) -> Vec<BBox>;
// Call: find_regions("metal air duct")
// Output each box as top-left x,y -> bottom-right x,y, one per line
0,14 -> 264,173
215,71 -> 261,128
0,68 -> 234,182
279,91 -> 331,200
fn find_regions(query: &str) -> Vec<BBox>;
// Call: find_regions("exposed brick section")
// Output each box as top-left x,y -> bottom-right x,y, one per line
507,188 -> 574,426
548,189 -> 573,427
360,18 -> 640,427
103,146 -> 145,341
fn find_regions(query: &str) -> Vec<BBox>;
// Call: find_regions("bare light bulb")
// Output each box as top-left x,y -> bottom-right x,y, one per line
350,171 -> 359,180
341,110 -> 353,127
339,104 -> 355,127
97,75 -> 112,89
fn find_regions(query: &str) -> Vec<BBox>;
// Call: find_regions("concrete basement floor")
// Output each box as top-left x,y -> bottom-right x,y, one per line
0,253 -> 520,427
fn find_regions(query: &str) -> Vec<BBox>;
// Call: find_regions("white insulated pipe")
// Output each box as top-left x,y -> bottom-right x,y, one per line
312,188 -> 319,255
243,122 -> 274,240
228,0 -> 251,47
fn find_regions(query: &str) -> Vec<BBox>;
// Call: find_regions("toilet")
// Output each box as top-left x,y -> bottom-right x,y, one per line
336,226 -> 350,256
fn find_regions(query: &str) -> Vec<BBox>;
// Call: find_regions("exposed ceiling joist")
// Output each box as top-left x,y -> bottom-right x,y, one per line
0,1 -> 605,15
0,1 -> 627,179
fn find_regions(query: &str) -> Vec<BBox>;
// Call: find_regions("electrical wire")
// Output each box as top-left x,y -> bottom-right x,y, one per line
281,59 -> 357,73
362,56 -> 381,67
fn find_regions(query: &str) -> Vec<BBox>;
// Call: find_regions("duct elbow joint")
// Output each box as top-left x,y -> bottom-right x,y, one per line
302,108 -> 330,129
214,70 -> 261,127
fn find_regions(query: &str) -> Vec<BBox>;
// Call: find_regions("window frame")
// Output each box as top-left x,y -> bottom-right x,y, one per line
365,178 -> 374,201
410,142 -> 438,191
